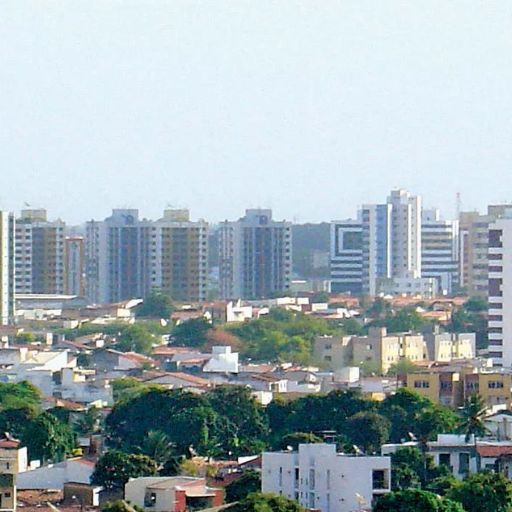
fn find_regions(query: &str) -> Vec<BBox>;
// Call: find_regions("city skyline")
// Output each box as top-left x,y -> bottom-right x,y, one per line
2,2 -> 512,223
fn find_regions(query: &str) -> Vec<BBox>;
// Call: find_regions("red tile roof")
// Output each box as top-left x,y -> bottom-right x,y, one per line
477,445 -> 512,457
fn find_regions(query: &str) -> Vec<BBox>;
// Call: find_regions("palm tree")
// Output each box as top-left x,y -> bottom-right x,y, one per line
139,430 -> 175,471
457,394 -> 489,442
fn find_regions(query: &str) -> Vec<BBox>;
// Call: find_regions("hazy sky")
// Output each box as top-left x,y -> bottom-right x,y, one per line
1,1 -> 512,224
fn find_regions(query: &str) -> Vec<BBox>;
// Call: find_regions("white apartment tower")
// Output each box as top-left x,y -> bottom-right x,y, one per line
262,443 -> 391,512
487,217 -> 512,367
219,209 -> 292,299
421,209 -> 459,295
331,189 -> 421,296
0,212 -> 15,326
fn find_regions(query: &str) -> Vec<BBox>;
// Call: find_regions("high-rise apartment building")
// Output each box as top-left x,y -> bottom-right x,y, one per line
64,236 -> 85,296
421,209 -> 459,295
0,212 -> 15,326
15,209 -> 65,295
331,189 -> 422,295
487,216 -> 512,367
86,209 -> 208,304
219,209 -> 292,299
459,205 -> 512,297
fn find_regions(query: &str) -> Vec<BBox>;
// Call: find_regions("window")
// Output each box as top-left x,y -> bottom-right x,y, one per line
439,453 -> 451,467
326,469 -> 331,490
309,469 -> 315,490
372,470 -> 386,490
489,381 -> 504,389
144,493 -> 157,507
279,467 -> 283,486
414,380 -> 430,388
459,453 -> 470,474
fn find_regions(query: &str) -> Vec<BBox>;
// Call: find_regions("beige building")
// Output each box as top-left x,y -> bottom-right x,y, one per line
314,335 -> 352,369
459,205 -> 512,297
352,327 -> 426,374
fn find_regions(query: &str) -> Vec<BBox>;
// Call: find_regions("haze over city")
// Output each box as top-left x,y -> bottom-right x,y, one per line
2,1 -> 512,223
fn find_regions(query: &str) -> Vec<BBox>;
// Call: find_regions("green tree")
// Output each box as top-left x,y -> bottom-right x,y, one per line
138,430 -> 175,471
279,432 -> 322,450
112,378 -> 150,403
136,290 -> 174,319
74,406 -> 102,435
0,381 -> 41,410
91,450 -> 157,490
345,412 -> 390,453
457,394 -> 488,442
172,318 -> 212,347
446,471 -> 512,512
15,332 -> 35,344
463,297 -> 488,312
387,358 -> 419,376
231,493 -> 305,512
21,412 -> 76,463
102,500 -> 143,512
225,471 -> 261,503
115,324 -> 154,355
374,489 -> 464,512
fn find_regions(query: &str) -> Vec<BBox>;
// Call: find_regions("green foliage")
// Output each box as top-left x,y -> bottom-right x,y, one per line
112,378 -> 151,403
102,500 -> 144,512
391,447 -> 451,491
15,332 -> 35,344
370,307 -> 429,333
227,310 -> 341,364
136,290 -> 174,319
374,489 -> 464,512
387,358 -> 419,376
457,394 -> 489,442
172,318 -> 212,347
0,381 -> 41,411
446,471 -> 512,512
77,352 -> 92,368
345,412 -> 390,453
114,324 -> 155,355
21,412 -> 76,463
107,387 -> 268,459
279,432 -> 323,450
379,388 -> 457,444
73,407 -> 102,435
451,302 -> 487,349
138,430 -> 175,470
225,471 -> 262,503
463,297 -> 488,312
91,450 -> 157,490
231,492 -> 305,512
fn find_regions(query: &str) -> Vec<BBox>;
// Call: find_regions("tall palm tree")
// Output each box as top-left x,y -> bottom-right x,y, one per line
457,394 -> 489,442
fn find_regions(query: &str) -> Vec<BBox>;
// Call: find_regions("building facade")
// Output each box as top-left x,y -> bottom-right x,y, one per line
15,209 -> 65,295
86,209 -> 207,304
262,443 -> 391,512
219,209 -> 292,299
487,216 -> 512,367
0,213 -> 15,326
64,236 -> 85,296
421,209 -> 459,295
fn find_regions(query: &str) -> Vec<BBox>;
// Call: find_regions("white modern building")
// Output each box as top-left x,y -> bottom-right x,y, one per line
202,346 -> 239,374
219,209 -> 292,299
262,443 -> 391,512
487,216 -> 512,367
0,211 -> 15,326
421,209 -> 459,295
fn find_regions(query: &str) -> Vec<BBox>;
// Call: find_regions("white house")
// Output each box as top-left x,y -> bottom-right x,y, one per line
202,346 -> 239,374
262,443 -> 391,512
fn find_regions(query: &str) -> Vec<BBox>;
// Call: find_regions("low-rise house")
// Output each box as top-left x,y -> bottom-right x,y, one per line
236,373 -> 288,393
125,477 -> 223,512
142,372 -> 212,391
262,443 -> 391,512
202,346 -> 239,374
91,349 -> 155,372
17,457 -> 95,490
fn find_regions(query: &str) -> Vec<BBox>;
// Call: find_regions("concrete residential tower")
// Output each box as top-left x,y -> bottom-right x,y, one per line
0,212 -> 15,326
219,209 -> 292,299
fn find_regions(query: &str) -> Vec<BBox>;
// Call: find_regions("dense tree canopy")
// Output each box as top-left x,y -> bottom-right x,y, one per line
171,318 -> 213,347
91,450 -> 157,489
231,493 -> 304,512
136,290 -> 174,319
225,471 -> 261,503
446,471 -> 512,512
374,489 -> 464,512
114,324 -> 155,355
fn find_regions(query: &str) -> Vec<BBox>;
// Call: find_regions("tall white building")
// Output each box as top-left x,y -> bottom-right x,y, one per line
487,217 -> 512,367
0,212 -> 15,326
331,189 -> 422,295
421,209 -> 459,295
262,443 -> 391,512
219,209 -> 292,299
